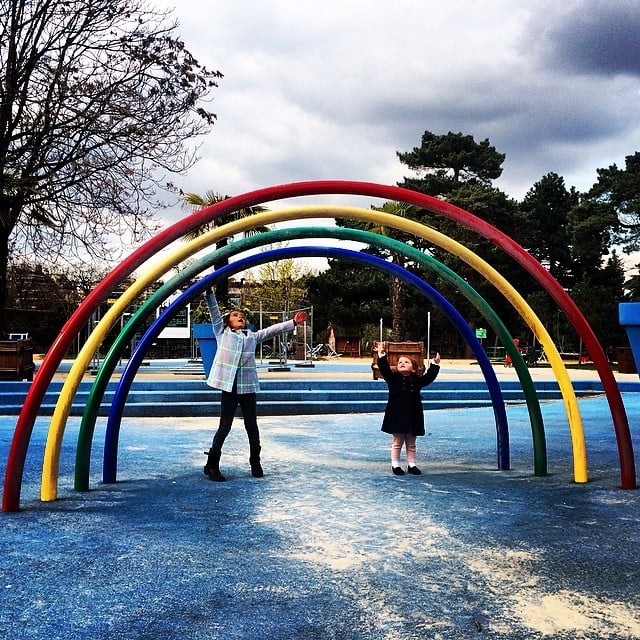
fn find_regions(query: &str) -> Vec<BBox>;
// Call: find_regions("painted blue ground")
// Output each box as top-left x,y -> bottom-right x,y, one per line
1,393 -> 640,639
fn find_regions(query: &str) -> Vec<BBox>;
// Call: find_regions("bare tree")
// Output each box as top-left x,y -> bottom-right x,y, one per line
0,0 -> 222,333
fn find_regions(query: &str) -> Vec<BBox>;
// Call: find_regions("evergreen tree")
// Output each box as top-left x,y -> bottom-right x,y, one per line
397,130 -> 524,350
305,259 -> 390,337
397,130 -> 505,196
571,251 -> 627,351
517,173 -> 578,286
588,151 -> 639,250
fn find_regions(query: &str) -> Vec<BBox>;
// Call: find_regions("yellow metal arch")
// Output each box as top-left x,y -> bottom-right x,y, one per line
41,205 -> 587,501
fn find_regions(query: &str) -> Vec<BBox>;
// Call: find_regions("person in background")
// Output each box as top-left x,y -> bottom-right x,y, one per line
375,342 -> 441,476
504,337 -> 519,367
203,287 -> 307,482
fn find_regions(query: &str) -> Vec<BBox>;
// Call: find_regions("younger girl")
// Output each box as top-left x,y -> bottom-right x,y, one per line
375,342 -> 441,475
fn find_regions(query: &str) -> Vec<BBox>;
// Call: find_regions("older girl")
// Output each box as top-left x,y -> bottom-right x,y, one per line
203,289 -> 307,481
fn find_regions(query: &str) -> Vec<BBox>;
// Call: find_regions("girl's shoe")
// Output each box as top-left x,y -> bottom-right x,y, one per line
250,461 -> 264,478
407,465 -> 422,475
392,466 -> 405,476
204,465 -> 226,482
203,450 -> 226,481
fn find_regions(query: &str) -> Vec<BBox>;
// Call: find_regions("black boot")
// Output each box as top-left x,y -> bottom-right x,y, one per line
203,448 -> 226,482
249,445 -> 263,478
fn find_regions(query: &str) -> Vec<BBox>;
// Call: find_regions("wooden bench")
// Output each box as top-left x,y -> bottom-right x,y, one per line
371,341 -> 426,379
0,339 -> 35,381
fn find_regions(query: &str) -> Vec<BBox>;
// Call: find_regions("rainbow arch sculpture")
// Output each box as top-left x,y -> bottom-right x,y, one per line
41,204 -> 586,502
72,225 -> 546,493
2,181 -> 636,512
100,247 -> 510,487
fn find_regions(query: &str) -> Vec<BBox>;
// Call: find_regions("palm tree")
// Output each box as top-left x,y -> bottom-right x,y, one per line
181,191 -> 270,305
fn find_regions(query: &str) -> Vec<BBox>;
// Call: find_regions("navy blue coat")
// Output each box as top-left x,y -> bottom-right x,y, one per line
378,354 -> 440,436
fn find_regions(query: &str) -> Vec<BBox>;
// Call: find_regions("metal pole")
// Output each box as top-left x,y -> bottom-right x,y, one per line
280,305 -> 287,366
259,301 -> 264,362
302,319 -> 308,362
305,305 -> 313,361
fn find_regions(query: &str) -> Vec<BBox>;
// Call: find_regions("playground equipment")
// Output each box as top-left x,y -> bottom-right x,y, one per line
2,180 -> 636,512
69,224 -> 547,491
48,205 -> 573,501
620,303 -> 640,374
47,205 -> 583,489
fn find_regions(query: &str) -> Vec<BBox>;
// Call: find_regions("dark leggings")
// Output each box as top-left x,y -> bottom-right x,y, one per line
212,388 -> 260,453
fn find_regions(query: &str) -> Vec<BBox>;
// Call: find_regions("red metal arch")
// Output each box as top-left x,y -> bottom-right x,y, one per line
3,180 -> 635,512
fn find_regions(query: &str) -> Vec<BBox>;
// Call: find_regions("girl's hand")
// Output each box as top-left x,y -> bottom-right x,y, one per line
375,342 -> 386,357
433,352 -> 441,364
293,310 -> 308,325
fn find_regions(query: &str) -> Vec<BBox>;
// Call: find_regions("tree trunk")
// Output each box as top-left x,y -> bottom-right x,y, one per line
390,275 -> 407,341
390,250 -> 409,341
0,223 -> 10,337
0,194 -> 23,337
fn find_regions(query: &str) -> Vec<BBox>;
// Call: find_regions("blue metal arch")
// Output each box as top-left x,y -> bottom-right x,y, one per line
103,247 -> 510,483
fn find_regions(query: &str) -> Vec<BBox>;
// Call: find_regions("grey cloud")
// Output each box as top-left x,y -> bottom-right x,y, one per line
528,1 -> 640,75
363,75 -> 624,153
154,0 -> 640,211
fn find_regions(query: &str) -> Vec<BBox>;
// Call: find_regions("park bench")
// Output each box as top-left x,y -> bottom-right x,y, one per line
0,338 -> 35,381
371,341 -> 426,379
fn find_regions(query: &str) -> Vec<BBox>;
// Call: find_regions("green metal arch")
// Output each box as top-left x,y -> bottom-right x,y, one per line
74,226 -> 546,491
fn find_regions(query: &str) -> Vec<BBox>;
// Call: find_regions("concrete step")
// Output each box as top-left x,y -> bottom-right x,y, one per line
0,378 -> 620,417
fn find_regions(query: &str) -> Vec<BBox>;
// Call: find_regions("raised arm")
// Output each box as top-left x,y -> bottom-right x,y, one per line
375,342 -> 393,382
420,352 -> 441,387
204,288 -> 224,337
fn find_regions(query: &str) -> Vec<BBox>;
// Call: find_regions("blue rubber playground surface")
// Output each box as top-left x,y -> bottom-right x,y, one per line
2,391 -> 640,639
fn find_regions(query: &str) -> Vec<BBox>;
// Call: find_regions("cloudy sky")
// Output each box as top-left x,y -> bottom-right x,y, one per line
151,0 -> 640,225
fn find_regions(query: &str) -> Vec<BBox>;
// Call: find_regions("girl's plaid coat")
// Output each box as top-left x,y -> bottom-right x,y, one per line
205,292 -> 295,393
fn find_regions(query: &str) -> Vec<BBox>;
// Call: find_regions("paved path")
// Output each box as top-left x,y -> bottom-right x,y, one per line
1,374 -> 640,639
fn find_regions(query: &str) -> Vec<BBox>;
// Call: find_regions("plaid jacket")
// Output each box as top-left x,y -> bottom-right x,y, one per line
205,292 -> 295,393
